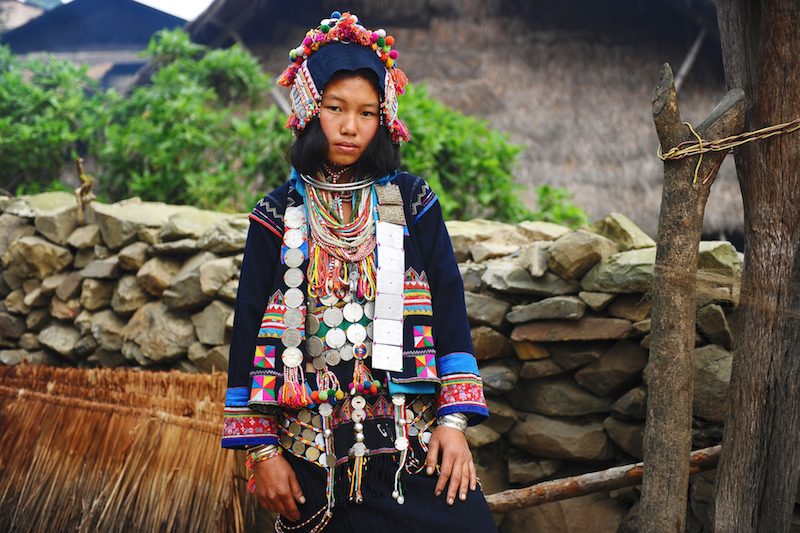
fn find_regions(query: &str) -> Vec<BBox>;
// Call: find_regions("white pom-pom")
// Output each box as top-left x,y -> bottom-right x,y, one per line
295,46 -> 305,56
377,29 -> 386,38
321,19 -> 330,26
351,14 -> 359,23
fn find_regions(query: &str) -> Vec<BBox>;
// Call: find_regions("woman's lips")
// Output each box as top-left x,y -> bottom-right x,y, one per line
336,143 -> 357,153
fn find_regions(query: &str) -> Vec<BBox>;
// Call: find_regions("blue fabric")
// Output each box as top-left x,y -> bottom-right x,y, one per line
224,387 -> 250,407
387,379 -> 436,395
306,42 -> 387,93
438,352 -> 480,376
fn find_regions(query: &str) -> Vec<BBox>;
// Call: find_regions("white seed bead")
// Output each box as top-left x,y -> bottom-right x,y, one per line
397,495 -> 405,505
392,490 -> 399,499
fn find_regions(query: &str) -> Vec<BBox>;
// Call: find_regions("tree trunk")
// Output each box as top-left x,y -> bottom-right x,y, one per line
639,64 -> 744,533
714,1 -> 800,531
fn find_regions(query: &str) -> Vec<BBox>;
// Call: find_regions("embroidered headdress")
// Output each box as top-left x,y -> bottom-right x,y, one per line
277,11 -> 411,145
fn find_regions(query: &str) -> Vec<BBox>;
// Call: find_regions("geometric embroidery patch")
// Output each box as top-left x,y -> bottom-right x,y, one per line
413,325 -> 433,348
250,375 -> 277,402
415,353 -> 437,378
253,345 -> 276,370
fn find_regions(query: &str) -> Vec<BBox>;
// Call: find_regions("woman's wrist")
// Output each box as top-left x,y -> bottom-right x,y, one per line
436,413 -> 469,434
248,444 -> 283,463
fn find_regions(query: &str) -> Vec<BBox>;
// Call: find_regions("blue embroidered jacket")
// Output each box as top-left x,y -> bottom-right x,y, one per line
222,172 -> 488,449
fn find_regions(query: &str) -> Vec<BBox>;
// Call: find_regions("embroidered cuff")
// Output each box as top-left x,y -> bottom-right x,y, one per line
436,372 -> 488,425
221,407 -> 280,449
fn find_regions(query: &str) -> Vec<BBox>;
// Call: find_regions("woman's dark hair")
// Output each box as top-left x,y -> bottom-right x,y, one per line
290,69 -> 402,179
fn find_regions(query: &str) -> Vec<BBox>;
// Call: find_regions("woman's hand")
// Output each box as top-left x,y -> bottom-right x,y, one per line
425,426 -> 477,505
252,454 -> 306,522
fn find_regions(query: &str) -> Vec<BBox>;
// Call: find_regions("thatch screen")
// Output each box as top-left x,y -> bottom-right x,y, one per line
0,364 -> 267,533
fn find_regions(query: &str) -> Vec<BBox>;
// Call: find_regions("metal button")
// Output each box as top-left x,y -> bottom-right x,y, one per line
284,207 -> 305,229
284,308 -> 304,329
284,228 -> 304,249
352,443 -> 367,457
281,347 -> 303,368
343,301 -> 364,323
302,428 -> 316,442
284,288 -> 304,309
325,327 -> 346,349
284,268 -> 304,288
352,409 -> 366,423
351,396 -> 366,410
284,247 -> 304,268
281,328 -> 302,348
318,403 -> 333,417
323,307 -> 344,328
292,441 -> 306,455
392,394 -> 406,406
346,323 -> 367,344
394,437 -> 409,451
305,446 -> 321,462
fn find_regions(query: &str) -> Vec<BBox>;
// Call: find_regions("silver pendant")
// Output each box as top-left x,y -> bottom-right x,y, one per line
284,308 -> 304,329
351,442 -> 367,457
284,228 -> 305,249
377,246 -> 404,270
391,393 -> 406,406
346,323 -> 367,344
364,301 -> 375,320
306,314 -> 320,335
284,207 -> 305,229
319,403 -> 333,417
320,294 -> 339,307
306,336 -> 324,356
376,272 -> 403,295
284,268 -> 304,288
351,409 -> 366,423
374,293 -> 403,319
373,344 -> 403,372
281,328 -> 302,348
340,343 -> 355,361
325,349 -> 341,366
376,220 -> 405,249
312,355 -> 327,370
284,247 -> 304,268
323,307 -> 344,328
351,395 -> 366,410
394,437 -> 409,451
343,301 -> 364,323
281,347 -> 303,368
325,327 -> 346,349
284,288 -> 304,309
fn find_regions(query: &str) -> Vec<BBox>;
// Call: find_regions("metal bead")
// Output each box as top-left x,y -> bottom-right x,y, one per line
398,418 -> 407,426
355,433 -> 365,443
397,495 -> 405,505
354,422 -> 363,432
323,429 -> 332,438
392,490 -> 399,500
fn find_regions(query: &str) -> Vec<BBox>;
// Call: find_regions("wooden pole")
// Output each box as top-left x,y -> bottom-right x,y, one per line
485,446 -> 720,514
638,64 -> 744,533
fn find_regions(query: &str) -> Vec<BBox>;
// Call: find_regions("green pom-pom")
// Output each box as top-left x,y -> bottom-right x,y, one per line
321,25 -> 330,33
377,38 -> 386,47
289,50 -> 297,59
319,390 -> 329,401
382,45 -> 390,53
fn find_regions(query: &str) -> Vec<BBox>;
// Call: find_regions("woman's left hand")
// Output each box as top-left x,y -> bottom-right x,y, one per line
425,425 -> 477,505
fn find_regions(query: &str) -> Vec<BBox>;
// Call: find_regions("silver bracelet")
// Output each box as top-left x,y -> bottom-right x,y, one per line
436,413 -> 469,434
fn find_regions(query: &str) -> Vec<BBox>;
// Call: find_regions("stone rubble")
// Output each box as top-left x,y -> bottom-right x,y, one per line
0,194 -> 745,533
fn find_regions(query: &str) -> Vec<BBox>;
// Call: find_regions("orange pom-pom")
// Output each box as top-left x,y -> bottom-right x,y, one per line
385,36 -> 395,45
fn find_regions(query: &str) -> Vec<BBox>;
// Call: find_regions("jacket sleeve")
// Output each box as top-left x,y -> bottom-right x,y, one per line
410,178 -> 489,425
221,201 -> 284,449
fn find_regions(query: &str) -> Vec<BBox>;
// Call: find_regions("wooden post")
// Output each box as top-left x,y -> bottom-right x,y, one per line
638,64 -> 744,533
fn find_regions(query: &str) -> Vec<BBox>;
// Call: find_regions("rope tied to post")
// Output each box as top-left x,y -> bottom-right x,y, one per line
657,116 -> 800,183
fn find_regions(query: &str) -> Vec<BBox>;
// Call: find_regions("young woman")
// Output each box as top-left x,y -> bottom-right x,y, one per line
222,12 -> 497,532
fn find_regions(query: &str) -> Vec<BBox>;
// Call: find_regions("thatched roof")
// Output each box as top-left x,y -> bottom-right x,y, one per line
0,1 -> 44,33
186,0 -> 740,240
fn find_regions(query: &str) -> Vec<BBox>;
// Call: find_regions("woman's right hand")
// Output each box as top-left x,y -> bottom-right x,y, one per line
252,454 -> 306,522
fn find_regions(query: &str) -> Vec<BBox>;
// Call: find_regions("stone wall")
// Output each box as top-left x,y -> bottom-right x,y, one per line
0,192 -> 742,533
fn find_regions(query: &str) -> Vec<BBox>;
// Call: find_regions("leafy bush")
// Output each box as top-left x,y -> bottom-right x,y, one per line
399,84 -> 529,222
0,46 -> 105,194
532,185 -> 591,228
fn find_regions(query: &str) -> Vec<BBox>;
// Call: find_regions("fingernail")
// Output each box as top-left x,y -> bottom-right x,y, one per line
435,490 -> 441,497
460,493 -> 466,501
448,497 -> 454,505
299,496 -> 306,504
426,466 -> 434,475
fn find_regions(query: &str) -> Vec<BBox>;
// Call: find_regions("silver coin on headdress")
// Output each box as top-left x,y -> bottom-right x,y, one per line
298,410 -> 312,423
284,207 -> 305,229
284,268 -> 304,288
343,301 -> 364,323
318,403 -> 333,417
352,442 -> 367,457
281,328 -> 302,348
284,288 -> 304,308
351,396 -> 366,410
323,307 -> 344,328
284,308 -> 304,329
305,446 -> 321,461
312,355 -> 327,370
351,409 -> 366,423
326,453 -> 337,468
391,393 -> 406,406
315,433 -> 325,447
306,314 -> 320,335
394,437 -> 409,451
281,347 -> 303,368
364,301 -> 375,319
306,336 -> 324,356
340,343 -> 355,361
325,349 -> 341,366
292,440 -> 306,455
320,294 -> 339,307
346,323 -> 367,344
284,228 -> 305,249
325,327 -> 346,349
284,247 -> 304,268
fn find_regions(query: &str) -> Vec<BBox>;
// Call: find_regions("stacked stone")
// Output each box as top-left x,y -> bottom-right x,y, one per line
447,214 -> 741,531
0,192 -> 248,374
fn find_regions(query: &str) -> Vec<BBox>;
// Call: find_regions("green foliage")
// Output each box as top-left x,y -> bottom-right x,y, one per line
532,185 -> 591,228
0,46 -> 105,192
101,29 -> 291,211
399,84 -> 529,222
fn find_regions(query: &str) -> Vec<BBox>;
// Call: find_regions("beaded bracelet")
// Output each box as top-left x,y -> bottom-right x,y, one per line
436,413 -> 469,434
249,444 -> 283,464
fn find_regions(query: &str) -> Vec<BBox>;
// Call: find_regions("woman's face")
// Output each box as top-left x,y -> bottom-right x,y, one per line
319,75 -> 381,168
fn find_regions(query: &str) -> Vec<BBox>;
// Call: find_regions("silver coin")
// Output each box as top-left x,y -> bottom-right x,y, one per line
407,426 -> 419,437
351,396 -> 366,410
284,308 -> 304,329
320,294 -> 339,307
312,415 -> 322,428
284,268 -> 304,288
284,247 -> 304,268
282,347 -> 303,368
325,327 -> 346,349
306,336 -> 324,356
284,228 -> 304,249
340,344 -> 355,361
366,322 -> 374,339
326,453 -> 337,468
306,314 -> 320,335
281,328 -> 302,348
319,403 -> 333,417
342,291 -> 354,303
323,307 -> 344,328
312,355 -> 326,370
405,409 -> 415,422
364,301 -> 375,319
284,207 -> 305,229
394,437 -> 409,451
302,428 -> 316,442
352,442 -> 367,457
292,440 -> 306,455
343,301 -> 364,323
352,409 -> 366,422
315,433 -> 325,447
346,323 -> 367,344
298,410 -> 312,423
284,288 -> 304,308
325,349 -> 341,366
305,446 -> 320,461
391,393 -> 406,406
